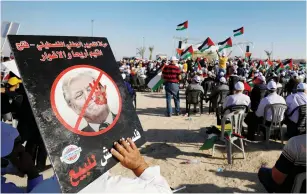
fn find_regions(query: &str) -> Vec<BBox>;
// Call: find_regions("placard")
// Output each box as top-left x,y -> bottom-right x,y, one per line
8,35 -> 145,193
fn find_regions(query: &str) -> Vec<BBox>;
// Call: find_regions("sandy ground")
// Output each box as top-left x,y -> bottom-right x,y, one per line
5,89 -> 287,193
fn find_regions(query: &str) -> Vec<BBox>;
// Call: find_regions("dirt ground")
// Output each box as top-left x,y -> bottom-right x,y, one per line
5,90 -> 286,193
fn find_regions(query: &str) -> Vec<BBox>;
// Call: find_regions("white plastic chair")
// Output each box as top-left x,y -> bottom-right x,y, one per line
212,105 -> 247,164
257,103 -> 287,147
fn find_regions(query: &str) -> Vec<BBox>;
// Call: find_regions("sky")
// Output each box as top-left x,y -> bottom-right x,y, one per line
2,1 -> 306,60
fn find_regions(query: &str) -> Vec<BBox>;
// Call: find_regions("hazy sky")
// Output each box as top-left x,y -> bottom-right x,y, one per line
2,1 -> 306,60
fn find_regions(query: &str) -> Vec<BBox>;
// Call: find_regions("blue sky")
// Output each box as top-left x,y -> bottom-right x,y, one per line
2,1 -> 306,60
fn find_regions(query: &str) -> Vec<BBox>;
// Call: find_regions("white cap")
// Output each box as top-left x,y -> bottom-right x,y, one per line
220,77 -> 227,83
259,72 -> 263,76
171,56 -> 178,61
267,81 -> 277,90
259,75 -> 266,82
281,71 -> 286,76
235,81 -> 244,91
197,70 -> 203,74
220,71 -> 225,77
254,72 -> 259,77
297,83 -> 306,90
121,73 -> 126,80
293,72 -> 298,77
194,76 -> 201,83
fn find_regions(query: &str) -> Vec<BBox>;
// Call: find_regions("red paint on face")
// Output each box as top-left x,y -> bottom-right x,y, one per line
89,81 -> 107,105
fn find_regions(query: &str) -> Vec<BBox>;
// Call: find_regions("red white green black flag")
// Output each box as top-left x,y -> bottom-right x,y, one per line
233,27 -> 244,37
176,21 -> 188,31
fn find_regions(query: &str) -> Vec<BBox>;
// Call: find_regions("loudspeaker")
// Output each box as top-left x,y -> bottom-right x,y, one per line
178,41 -> 182,49
246,46 -> 250,52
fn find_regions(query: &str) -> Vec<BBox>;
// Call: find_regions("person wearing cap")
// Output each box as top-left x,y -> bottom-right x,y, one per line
285,83 -> 307,138
185,76 -> 204,95
185,75 -> 204,113
186,57 -> 194,73
215,71 -> 225,82
201,71 -> 215,96
1,122 -> 61,193
162,56 -> 181,117
207,77 -> 229,119
246,81 -> 286,140
216,50 -> 232,78
228,70 -> 240,93
223,81 -> 250,109
250,75 -> 267,112
219,81 -> 250,125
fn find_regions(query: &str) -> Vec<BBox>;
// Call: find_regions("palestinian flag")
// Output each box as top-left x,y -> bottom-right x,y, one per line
275,63 -> 285,73
266,60 -> 274,72
256,60 -> 264,69
200,134 -> 218,150
198,37 -> 215,52
181,46 -> 193,59
233,27 -> 244,37
283,59 -> 293,70
218,37 -> 232,52
147,71 -> 164,91
267,60 -> 273,66
176,21 -> 188,31
200,124 -> 232,150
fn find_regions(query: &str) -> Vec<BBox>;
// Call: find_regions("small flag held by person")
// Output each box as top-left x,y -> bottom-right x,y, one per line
283,58 -> 293,70
176,21 -> 188,31
198,37 -> 215,52
181,46 -> 193,59
218,37 -> 232,52
233,27 -> 244,37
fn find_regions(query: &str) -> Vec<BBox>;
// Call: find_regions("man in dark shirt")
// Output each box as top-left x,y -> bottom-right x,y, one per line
228,70 -> 240,93
250,75 -> 267,112
162,56 -> 182,117
258,134 -> 306,193
286,73 -> 300,95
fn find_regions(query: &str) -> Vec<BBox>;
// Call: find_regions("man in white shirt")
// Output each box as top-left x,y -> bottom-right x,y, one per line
218,82 -> 250,125
285,83 -> 307,138
255,81 -> 286,121
80,138 -> 172,193
223,81 -> 251,109
245,81 -> 286,140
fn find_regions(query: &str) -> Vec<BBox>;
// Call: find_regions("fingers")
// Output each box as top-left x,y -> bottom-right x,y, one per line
127,138 -> 137,150
113,141 -> 128,156
110,148 -> 124,161
120,138 -> 133,153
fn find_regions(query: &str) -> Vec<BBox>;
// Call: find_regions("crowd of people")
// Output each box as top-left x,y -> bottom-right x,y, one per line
118,50 -> 306,193
1,50 -> 306,193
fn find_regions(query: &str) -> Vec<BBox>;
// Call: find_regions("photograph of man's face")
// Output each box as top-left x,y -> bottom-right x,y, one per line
63,73 -> 109,124
52,67 -> 121,134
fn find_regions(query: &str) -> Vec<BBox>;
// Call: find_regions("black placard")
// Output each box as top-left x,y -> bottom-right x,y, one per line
8,35 -> 145,193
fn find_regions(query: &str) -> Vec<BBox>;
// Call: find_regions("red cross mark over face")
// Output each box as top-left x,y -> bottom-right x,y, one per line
89,80 -> 107,105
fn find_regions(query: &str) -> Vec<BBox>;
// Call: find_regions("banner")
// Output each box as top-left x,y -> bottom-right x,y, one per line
8,35 -> 145,193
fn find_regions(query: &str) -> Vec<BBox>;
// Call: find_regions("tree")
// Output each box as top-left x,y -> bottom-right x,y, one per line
136,47 -> 146,59
148,46 -> 154,60
264,50 -> 272,60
